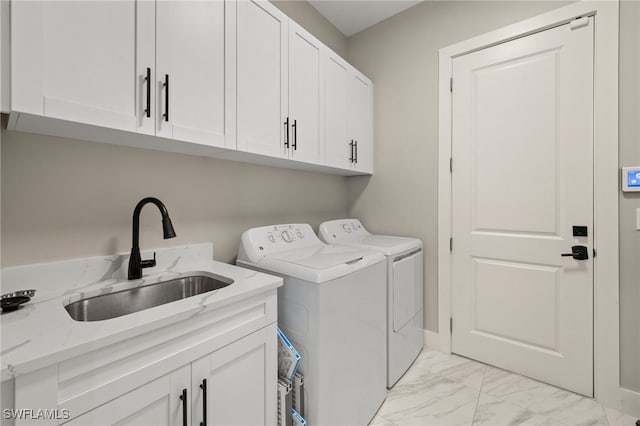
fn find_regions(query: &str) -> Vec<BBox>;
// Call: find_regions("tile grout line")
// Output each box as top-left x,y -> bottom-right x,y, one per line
470,365 -> 488,425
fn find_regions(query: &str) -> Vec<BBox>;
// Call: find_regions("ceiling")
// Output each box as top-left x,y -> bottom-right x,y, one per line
309,0 -> 424,37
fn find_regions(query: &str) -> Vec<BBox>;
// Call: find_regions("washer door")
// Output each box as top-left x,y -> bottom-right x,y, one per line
392,250 -> 423,332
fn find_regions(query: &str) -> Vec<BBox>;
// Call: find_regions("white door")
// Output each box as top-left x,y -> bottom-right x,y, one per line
191,325 -> 277,426
236,0 -> 288,158
323,52 -> 352,170
348,70 -> 374,173
156,0 -> 228,147
64,366 -> 191,426
11,0 -> 153,133
288,22 -> 322,164
451,18 -> 594,396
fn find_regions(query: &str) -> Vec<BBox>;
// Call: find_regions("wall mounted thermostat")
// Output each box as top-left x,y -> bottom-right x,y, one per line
622,167 -> 640,192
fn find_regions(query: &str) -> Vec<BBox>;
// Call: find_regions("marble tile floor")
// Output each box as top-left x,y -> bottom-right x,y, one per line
370,349 -> 638,426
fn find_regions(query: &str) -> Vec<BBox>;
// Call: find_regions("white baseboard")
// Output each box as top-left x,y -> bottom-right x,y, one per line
620,387 -> 640,418
423,329 -> 440,350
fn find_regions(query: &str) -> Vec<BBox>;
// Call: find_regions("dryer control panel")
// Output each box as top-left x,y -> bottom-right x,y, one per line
238,224 -> 321,262
319,219 -> 370,242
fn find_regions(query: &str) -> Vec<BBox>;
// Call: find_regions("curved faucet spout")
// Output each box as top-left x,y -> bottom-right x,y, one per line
128,197 -> 177,280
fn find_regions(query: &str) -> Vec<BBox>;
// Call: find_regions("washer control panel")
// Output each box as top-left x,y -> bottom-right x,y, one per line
240,224 -> 320,260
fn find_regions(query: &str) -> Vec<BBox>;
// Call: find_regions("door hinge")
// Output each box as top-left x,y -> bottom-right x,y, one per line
593,248 -> 597,258
450,157 -> 453,173
450,317 -> 453,333
450,237 -> 453,251
450,77 -> 453,93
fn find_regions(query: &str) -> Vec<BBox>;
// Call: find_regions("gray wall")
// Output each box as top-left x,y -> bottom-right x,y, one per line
0,3 -> 349,267
346,0 -> 639,392
619,0 -> 640,392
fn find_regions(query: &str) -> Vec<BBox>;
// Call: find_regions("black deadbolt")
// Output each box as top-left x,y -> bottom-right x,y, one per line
572,226 -> 588,237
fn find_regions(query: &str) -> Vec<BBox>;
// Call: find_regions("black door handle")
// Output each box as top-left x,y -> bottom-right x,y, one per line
292,119 -> 297,150
179,388 -> 187,426
561,245 -> 589,260
349,140 -> 354,163
284,117 -> 290,148
354,140 -> 358,164
163,74 -> 170,122
144,67 -> 151,118
200,379 -> 207,426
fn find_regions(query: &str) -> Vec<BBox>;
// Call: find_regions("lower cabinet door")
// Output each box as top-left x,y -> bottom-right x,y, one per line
191,324 -> 277,426
63,365 -> 191,426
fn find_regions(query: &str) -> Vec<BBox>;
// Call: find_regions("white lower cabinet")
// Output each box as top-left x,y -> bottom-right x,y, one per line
63,327 -> 275,426
63,366 -> 191,426
191,327 -> 276,426
9,292 -> 278,426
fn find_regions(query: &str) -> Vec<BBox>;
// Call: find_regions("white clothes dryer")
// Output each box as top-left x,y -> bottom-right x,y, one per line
237,224 -> 386,426
319,219 -> 424,388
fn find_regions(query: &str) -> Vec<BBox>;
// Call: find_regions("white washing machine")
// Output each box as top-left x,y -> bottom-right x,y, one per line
319,219 -> 424,388
237,224 -> 387,426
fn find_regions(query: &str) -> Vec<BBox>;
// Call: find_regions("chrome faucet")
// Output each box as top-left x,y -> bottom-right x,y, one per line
128,197 -> 176,280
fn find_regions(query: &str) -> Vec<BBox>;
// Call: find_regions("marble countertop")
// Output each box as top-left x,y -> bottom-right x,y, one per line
0,244 -> 282,382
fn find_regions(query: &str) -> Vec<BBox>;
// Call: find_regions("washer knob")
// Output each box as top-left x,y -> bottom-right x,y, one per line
342,224 -> 352,233
281,231 -> 292,242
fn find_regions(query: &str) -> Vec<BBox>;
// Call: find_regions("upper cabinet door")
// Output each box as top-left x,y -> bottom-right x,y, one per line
155,0 -> 232,148
323,51 -> 351,170
236,0 -> 288,158
288,22 -> 322,164
349,69 -> 374,174
11,0 -> 152,133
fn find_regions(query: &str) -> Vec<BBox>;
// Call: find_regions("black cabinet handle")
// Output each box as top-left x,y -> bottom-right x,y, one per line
179,388 -> 187,426
284,117 -> 290,148
292,119 -> 297,150
144,67 -> 151,118
349,140 -> 354,163
354,140 -> 358,164
163,74 -> 170,122
200,379 -> 207,426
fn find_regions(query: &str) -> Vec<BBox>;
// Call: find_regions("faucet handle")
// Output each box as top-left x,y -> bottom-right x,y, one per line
140,252 -> 157,269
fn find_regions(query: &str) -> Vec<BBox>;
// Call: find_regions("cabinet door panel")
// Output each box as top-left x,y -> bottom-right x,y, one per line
348,70 -> 374,173
324,52 -> 351,169
191,325 -> 277,426
289,23 -> 322,164
11,1 -> 149,132
63,366 -> 190,426
236,0 -> 288,158
156,0 -> 228,147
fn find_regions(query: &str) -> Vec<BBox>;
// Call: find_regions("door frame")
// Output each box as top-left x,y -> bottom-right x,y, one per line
437,1 -> 620,408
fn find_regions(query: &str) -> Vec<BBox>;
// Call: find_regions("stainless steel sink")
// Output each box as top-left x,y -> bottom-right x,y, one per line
65,273 -> 233,322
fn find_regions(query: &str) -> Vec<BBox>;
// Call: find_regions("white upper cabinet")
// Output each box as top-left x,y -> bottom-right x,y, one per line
9,0 -> 374,175
324,52 -> 374,173
323,51 -> 351,170
11,0 -> 147,133
155,0 -> 231,148
236,0 -> 288,158
348,69 -> 374,174
288,22 -> 323,164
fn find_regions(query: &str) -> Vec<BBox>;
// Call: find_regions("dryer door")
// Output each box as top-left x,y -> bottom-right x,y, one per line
392,250 -> 423,332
